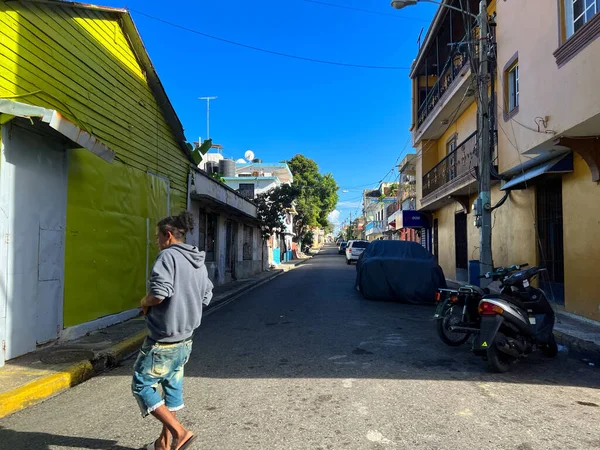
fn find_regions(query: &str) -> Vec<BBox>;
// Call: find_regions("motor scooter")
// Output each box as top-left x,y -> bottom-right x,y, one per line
434,264 -> 527,347
473,266 -> 557,372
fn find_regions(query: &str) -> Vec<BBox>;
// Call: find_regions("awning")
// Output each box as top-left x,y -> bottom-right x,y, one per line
0,99 -> 115,162
501,153 -> 573,191
395,210 -> 430,230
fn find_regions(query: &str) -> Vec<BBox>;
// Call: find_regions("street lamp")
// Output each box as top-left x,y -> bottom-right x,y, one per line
390,0 -> 494,283
391,0 -> 477,17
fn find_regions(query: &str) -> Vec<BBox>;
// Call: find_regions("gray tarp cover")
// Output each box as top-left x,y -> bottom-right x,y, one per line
356,240 -> 447,303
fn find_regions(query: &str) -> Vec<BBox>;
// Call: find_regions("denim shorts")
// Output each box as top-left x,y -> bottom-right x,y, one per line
131,337 -> 193,417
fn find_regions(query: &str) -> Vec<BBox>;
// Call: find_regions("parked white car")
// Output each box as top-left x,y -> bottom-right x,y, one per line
345,240 -> 369,264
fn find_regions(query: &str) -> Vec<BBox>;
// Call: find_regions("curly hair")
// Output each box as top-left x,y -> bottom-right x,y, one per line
157,211 -> 195,240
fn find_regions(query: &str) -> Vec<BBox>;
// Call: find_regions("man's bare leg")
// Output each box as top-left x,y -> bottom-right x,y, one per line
155,411 -> 175,450
151,406 -> 193,450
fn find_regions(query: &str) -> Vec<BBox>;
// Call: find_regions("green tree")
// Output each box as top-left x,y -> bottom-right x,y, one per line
345,225 -> 356,241
254,184 -> 300,240
287,154 -> 339,245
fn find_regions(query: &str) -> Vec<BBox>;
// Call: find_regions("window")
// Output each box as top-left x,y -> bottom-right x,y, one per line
555,0 -> 600,66
198,209 -> 217,262
446,135 -> 457,155
565,0 -> 599,38
238,183 -> 255,200
508,63 -> 519,111
503,53 -> 519,120
243,225 -> 253,260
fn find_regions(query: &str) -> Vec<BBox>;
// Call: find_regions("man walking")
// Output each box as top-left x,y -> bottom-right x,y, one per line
132,211 -> 213,450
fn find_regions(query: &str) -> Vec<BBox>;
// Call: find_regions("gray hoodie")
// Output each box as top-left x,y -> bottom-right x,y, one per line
146,243 -> 214,343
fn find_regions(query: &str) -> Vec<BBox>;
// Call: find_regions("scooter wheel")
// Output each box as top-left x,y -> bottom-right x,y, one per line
486,334 -> 516,373
540,335 -> 558,358
436,306 -> 470,347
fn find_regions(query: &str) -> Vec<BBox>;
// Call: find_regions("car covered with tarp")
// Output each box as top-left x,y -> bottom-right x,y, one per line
355,240 -> 446,304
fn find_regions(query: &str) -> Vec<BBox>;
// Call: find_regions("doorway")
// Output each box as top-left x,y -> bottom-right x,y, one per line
536,178 -> 565,304
0,121 -> 68,364
455,212 -> 468,281
225,220 -> 238,280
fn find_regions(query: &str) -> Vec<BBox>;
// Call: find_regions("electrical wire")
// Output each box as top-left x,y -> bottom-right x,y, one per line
411,77 -> 477,165
500,104 -> 560,306
129,8 -> 412,70
302,0 -> 428,21
496,77 -> 556,135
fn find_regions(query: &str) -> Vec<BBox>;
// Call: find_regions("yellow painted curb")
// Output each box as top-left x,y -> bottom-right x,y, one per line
0,360 -> 94,419
109,329 -> 148,361
0,329 -> 147,419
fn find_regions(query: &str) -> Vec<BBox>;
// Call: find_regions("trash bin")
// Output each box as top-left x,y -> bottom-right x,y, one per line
468,260 -> 480,286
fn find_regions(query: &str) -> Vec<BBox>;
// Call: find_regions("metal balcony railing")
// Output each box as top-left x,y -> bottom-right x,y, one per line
422,131 -> 478,198
386,202 -> 400,217
365,220 -> 386,235
399,184 -> 416,202
417,41 -> 469,127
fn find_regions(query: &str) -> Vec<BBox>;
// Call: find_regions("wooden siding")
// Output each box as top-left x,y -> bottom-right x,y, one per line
0,2 -> 189,210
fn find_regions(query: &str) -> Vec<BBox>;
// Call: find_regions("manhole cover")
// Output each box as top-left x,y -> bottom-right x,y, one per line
40,348 -> 95,364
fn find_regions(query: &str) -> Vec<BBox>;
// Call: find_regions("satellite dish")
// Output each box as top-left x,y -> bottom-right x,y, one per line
244,150 -> 255,161
235,158 -> 246,164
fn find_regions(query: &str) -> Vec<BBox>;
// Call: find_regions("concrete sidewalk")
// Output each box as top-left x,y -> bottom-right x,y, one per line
445,278 -> 600,364
0,264 -> 307,419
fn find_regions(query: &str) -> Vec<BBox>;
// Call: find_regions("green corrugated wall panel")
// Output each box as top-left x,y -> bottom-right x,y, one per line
65,149 -> 170,326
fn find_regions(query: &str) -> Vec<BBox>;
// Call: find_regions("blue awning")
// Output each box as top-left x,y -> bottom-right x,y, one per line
396,210 -> 429,229
501,153 -> 573,191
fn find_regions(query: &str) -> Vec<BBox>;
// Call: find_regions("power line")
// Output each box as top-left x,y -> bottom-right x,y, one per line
301,0 -> 429,21
129,8 -> 412,70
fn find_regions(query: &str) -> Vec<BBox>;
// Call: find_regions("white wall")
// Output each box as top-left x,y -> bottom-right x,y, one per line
222,178 -> 280,196
0,122 -> 68,364
193,171 -> 258,217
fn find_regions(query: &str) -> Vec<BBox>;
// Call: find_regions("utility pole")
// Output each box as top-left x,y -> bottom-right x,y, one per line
474,0 -> 493,283
199,96 -> 217,140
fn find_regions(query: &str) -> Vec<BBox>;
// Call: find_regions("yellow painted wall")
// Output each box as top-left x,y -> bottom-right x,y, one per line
436,102 -> 477,161
0,3 -> 191,326
562,155 -> 600,321
0,3 -> 189,208
438,186 -> 536,283
433,203 -> 464,280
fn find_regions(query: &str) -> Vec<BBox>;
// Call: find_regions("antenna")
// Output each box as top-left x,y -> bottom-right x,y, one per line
199,96 -> 217,140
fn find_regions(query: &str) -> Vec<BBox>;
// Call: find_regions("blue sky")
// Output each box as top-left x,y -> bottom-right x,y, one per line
102,0 -> 437,229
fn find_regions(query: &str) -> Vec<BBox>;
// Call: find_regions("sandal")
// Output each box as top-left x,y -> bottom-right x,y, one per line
174,434 -> 197,450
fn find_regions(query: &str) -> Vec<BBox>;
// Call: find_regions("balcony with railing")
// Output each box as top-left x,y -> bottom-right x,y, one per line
410,0 -> 482,141
417,49 -> 470,130
386,201 -> 400,217
399,182 -> 416,203
420,131 -> 478,210
365,220 -> 386,236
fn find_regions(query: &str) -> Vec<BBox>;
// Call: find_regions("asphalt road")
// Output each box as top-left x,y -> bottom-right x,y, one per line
1,245 -> 599,450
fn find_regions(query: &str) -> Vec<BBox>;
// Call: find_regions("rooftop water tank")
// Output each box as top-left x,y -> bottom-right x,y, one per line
219,159 -> 236,178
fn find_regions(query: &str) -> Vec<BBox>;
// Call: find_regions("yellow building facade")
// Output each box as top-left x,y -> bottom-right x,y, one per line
411,0 -> 600,321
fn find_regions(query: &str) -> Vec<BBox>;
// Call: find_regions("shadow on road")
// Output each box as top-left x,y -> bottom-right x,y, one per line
0,426 -> 137,450
112,246 -> 600,391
